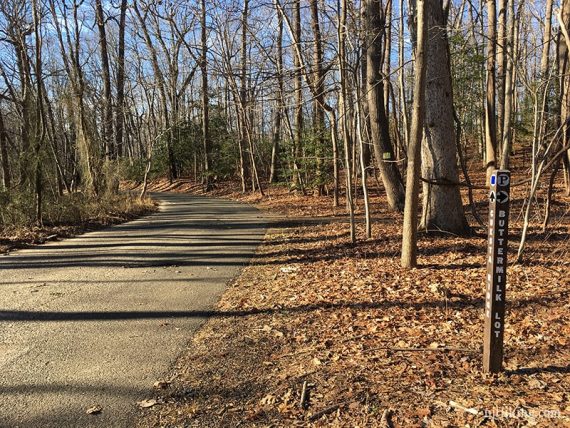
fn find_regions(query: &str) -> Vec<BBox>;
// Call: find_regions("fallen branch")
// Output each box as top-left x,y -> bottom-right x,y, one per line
449,400 -> 480,415
308,401 -> 348,422
366,346 -> 478,354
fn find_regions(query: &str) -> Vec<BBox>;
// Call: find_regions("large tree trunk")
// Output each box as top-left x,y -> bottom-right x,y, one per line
363,0 -> 405,212
420,0 -> 469,235
32,0 -> 45,225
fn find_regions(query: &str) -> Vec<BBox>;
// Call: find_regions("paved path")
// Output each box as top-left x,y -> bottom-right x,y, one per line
0,193 -> 266,427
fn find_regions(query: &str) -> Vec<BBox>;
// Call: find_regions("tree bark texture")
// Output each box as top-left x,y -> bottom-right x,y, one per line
363,0 -> 405,212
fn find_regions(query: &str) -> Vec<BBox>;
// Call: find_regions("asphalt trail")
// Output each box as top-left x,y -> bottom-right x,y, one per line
0,193 -> 266,427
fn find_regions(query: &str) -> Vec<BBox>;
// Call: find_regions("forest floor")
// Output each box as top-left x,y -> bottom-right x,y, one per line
133,167 -> 570,427
0,194 -> 157,255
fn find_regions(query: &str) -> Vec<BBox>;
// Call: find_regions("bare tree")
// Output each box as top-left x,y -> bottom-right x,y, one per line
132,1 -> 178,182
49,0 -> 102,195
115,0 -> 128,159
95,0 -> 113,162
310,0 -> 326,196
292,0 -> 304,192
339,0 -> 355,242
401,0 -> 428,268
363,0 -> 405,212
201,0 -> 212,190
269,10 -> 284,184
484,0 -> 498,180
0,107 -> 10,189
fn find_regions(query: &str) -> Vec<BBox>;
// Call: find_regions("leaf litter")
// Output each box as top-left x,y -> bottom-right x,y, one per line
136,177 -> 570,427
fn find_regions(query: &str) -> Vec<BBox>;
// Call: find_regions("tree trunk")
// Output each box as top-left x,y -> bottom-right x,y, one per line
559,0 -> 570,194
360,51 -> 372,173
115,0 -> 127,159
269,11 -> 284,184
485,0 -> 498,180
500,0 -> 517,169
363,0 -> 405,212
201,0 -> 212,190
419,0 -> 469,235
310,0 -> 326,195
496,0 -> 507,148
95,0 -> 113,161
239,0 -> 251,192
292,0 -> 303,191
0,109 -> 10,190
32,0 -> 45,225
398,0 -> 409,148
401,0 -> 428,268
339,0 -> 356,243
383,0 -> 392,115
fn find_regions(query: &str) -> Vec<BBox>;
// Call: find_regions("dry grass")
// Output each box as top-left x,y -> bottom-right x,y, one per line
0,192 -> 157,254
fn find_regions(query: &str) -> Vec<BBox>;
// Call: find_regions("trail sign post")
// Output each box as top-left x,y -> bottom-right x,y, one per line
483,170 -> 511,373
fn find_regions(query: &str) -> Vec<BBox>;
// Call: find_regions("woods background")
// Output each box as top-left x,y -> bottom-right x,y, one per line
0,0 -> 568,263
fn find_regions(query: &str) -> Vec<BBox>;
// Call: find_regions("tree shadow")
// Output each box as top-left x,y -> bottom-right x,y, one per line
0,382 -> 143,396
420,262 -> 484,270
1,291 -> 563,322
506,365 -> 570,376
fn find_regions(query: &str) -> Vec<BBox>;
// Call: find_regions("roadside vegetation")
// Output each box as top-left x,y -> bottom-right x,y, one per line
0,191 -> 156,254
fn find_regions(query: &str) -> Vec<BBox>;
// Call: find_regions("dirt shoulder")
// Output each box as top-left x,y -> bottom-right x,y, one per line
136,180 -> 569,427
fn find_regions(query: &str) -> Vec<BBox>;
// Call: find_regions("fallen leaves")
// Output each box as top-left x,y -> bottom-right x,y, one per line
137,179 -> 570,427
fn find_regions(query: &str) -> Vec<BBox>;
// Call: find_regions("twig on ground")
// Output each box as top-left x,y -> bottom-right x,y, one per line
366,346 -> 478,354
308,401 -> 347,421
299,380 -> 309,409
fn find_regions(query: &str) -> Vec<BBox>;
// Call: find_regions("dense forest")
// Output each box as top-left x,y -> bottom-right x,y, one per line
2,1 -> 570,425
0,0 -> 568,265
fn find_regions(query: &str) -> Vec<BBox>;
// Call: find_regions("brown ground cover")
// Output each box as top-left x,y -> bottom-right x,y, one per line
134,167 -> 570,427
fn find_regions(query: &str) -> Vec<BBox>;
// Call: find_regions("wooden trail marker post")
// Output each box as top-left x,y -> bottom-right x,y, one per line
483,170 -> 511,373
